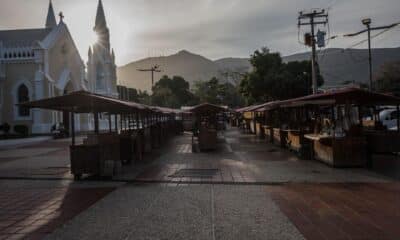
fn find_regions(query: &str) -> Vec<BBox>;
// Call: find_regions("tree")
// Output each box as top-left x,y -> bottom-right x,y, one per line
374,61 -> 400,96
239,47 -> 324,104
138,90 -> 151,105
193,77 -> 244,108
151,75 -> 198,108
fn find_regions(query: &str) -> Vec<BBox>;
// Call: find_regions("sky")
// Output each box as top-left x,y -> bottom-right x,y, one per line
0,0 -> 399,66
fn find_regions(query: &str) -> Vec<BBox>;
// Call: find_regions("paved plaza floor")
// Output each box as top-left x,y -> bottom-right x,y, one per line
0,128 -> 399,239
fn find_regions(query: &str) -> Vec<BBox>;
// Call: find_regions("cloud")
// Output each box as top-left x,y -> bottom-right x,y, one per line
0,0 -> 399,65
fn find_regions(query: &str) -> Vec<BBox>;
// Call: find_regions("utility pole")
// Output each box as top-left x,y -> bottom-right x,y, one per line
137,65 -> 162,88
344,19 -> 398,91
298,9 -> 328,94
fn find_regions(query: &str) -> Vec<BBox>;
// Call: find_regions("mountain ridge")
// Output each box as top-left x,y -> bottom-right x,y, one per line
117,47 -> 400,91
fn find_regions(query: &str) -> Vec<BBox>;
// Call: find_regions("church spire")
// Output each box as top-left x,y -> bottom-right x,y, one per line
93,0 -> 110,50
45,0 -> 57,29
94,0 -> 107,31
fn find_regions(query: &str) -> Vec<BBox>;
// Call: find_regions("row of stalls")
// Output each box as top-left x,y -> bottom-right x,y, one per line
235,88 -> 400,177
20,91 -> 183,180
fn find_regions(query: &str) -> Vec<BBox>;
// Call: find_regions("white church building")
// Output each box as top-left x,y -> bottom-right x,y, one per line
0,0 -> 118,134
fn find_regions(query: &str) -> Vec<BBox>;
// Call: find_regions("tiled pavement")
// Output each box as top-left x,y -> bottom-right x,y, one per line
0,185 -> 114,240
1,128 -> 400,239
132,130 -> 389,184
0,138 -> 81,180
267,183 -> 400,240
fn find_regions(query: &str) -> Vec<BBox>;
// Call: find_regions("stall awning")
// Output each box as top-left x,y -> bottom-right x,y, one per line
282,88 -> 400,107
19,91 -> 148,114
189,103 -> 227,115
280,99 -> 336,108
149,106 -> 182,115
235,106 -> 253,113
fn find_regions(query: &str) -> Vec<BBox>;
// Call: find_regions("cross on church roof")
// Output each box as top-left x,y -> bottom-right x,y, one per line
59,12 -> 64,22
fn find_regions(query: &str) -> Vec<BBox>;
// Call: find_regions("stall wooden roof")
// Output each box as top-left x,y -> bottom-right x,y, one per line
149,106 -> 182,114
281,88 -> 400,107
189,103 -> 227,115
19,91 -> 148,114
235,106 -> 253,113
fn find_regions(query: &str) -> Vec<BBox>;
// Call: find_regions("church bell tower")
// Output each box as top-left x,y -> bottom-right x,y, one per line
87,0 -> 118,97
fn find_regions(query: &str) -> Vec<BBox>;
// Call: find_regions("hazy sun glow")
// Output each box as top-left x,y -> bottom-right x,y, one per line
89,31 -> 100,46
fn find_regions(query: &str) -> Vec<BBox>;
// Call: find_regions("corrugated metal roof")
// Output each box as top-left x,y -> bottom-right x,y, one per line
19,91 -> 149,114
0,28 -> 51,47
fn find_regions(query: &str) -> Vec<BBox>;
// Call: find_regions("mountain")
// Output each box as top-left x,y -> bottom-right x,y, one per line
117,48 -> 400,91
282,47 -> 400,87
214,57 -> 252,71
117,50 -> 251,91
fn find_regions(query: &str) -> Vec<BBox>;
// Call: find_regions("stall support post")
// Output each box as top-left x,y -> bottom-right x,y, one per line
119,114 -> 124,131
94,112 -> 99,134
71,112 -> 75,146
124,114 -> 127,130
136,112 -> 140,129
397,105 -> 400,133
108,114 -> 112,133
114,115 -> 118,132
126,114 -> 130,130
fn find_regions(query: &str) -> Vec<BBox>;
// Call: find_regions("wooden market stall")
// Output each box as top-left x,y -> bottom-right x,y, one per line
280,88 -> 400,167
19,91 -> 179,180
257,101 -> 290,148
190,103 -> 227,151
235,105 -> 254,133
242,103 -> 273,138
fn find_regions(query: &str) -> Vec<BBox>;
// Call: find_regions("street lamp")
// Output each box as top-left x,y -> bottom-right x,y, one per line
362,18 -> 371,26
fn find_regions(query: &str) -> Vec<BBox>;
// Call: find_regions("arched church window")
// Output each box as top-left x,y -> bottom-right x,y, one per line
17,84 -> 30,116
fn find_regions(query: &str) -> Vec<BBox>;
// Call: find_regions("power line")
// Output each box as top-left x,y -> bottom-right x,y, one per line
344,19 -> 400,90
303,22 -> 399,59
137,65 -> 162,88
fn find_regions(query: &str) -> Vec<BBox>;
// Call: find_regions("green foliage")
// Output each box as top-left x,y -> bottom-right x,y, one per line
193,77 -> 244,107
239,47 -> 324,104
13,125 -> 29,136
137,90 -> 152,105
374,61 -> 400,96
151,75 -> 198,108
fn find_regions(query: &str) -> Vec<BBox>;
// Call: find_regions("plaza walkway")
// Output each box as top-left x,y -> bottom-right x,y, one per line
0,128 -> 399,240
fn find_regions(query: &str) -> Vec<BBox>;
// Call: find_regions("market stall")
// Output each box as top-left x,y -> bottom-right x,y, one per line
281,88 -> 400,167
19,91 -> 169,179
190,103 -> 226,151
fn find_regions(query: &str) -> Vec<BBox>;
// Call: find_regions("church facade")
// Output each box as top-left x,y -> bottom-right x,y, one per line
0,0 -> 118,134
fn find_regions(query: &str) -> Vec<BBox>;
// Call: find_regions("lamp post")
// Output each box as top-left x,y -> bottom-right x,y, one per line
344,18 -> 398,91
362,18 -> 373,91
